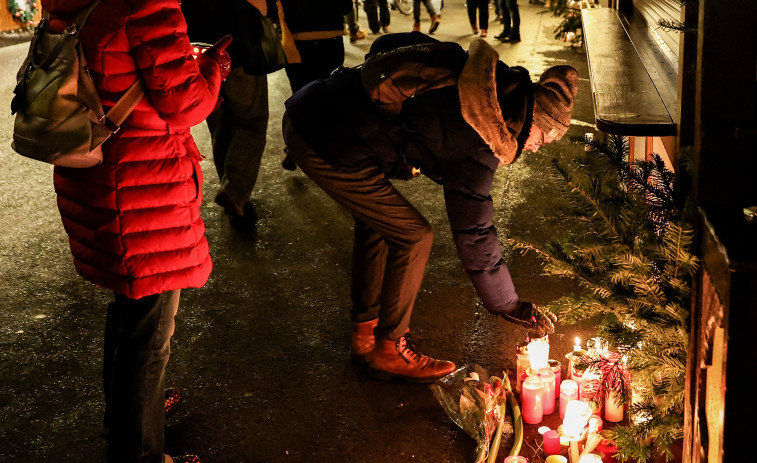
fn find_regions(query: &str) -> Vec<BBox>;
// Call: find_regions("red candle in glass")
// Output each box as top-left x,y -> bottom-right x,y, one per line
521,376 -> 545,424
543,429 -> 561,455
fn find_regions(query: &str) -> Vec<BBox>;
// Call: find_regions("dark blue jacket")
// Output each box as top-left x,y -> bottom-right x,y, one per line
284,34 -> 534,314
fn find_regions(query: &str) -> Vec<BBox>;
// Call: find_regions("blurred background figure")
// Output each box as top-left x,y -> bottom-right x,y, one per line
467,0 -> 490,37
184,0 -> 285,228
364,0 -> 392,35
495,0 -> 521,42
278,0 -> 353,171
346,0 -> 368,43
412,0 -> 440,33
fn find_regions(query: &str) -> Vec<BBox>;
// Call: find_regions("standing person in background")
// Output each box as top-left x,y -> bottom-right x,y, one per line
467,0 -> 490,37
412,0 -> 441,34
495,0 -> 521,42
183,0 -> 282,229
278,0 -> 353,172
39,0 -> 230,462
364,0 -> 391,35
346,0 -> 367,43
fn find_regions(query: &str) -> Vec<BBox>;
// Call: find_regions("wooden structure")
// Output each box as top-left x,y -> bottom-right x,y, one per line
582,0 -> 757,461
0,4 -> 41,33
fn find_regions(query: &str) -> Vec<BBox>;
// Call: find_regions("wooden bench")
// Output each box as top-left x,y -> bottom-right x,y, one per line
581,5 -> 677,136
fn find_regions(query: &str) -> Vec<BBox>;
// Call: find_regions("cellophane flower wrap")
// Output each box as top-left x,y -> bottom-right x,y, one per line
430,364 -> 512,463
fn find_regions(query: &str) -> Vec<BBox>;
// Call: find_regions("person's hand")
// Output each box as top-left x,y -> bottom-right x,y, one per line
204,35 -> 233,80
500,301 -> 557,337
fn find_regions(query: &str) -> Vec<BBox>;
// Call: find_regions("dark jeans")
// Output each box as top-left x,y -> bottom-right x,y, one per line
284,37 -> 345,93
413,0 -> 437,22
283,115 -> 433,341
500,0 -> 520,34
364,0 -> 390,33
206,67 -> 269,207
103,290 -> 181,463
467,0 -> 489,30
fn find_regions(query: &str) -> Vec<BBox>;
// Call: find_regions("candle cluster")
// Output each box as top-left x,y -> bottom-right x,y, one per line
516,336 -> 623,463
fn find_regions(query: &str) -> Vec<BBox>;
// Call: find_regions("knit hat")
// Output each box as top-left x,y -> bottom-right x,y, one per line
532,65 -> 580,140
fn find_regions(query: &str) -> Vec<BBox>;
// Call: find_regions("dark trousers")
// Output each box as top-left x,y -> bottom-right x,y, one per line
467,0 -> 489,30
500,0 -> 520,34
103,290 -> 181,463
284,37 -> 345,93
283,115 -> 433,341
413,0 -> 437,22
206,67 -> 269,207
364,0 -> 390,33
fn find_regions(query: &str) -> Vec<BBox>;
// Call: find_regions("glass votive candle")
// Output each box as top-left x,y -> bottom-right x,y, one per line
522,376 -> 545,424
604,390 -> 624,422
559,379 -> 578,420
504,456 -> 528,463
587,414 -> 603,433
549,359 -> 562,395
537,367 -> 556,415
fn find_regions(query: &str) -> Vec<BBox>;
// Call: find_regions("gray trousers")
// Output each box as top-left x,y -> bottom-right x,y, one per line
104,290 -> 181,463
283,115 -> 433,341
206,67 -> 269,208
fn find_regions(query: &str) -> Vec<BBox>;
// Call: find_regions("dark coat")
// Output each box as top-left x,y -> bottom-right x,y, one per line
42,0 -> 223,299
284,33 -> 534,314
182,0 -> 279,75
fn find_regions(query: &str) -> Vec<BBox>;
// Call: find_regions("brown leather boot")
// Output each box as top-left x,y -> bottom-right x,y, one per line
412,21 -> 421,32
369,335 -> 455,383
350,318 -> 378,363
428,15 -> 441,34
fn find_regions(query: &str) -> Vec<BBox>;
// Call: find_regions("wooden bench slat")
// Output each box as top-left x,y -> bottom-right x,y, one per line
582,8 -> 676,136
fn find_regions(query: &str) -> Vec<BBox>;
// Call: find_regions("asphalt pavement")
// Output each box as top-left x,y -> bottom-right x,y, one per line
0,2 -> 599,462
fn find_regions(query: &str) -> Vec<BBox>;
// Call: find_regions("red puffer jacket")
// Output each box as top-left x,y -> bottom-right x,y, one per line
41,0 -> 223,299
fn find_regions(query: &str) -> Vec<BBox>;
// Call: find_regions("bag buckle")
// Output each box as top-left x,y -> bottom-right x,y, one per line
98,115 -> 120,134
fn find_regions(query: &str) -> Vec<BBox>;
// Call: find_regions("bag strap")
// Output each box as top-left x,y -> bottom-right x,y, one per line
36,0 -> 102,69
100,80 -> 145,131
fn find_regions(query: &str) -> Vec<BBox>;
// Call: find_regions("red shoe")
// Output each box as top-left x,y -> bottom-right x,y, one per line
164,455 -> 201,463
164,388 -> 182,415
350,319 -> 378,363
369,334 -> 455,383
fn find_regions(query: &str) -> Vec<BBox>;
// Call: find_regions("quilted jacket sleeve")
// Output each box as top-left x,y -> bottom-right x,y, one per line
125,0 -> 222,128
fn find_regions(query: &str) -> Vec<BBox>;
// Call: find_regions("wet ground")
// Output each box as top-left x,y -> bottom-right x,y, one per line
0,3 -> 600,462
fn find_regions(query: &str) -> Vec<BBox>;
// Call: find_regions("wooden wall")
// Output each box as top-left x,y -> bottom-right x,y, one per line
0,6 -> 41,33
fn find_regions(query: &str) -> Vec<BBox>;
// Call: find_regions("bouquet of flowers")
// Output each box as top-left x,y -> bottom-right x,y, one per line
430,364 -> 523,463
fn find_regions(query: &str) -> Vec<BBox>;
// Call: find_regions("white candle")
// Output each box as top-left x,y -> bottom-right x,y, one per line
604,391 -> 624,422
559,380 -> 578,420
562,400 -> 592,438
528,338 -> 550,371
574,337 -> 581,352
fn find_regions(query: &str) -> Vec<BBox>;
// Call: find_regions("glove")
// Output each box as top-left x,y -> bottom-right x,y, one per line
500,301 -> 557,337
203,34 -> 233,81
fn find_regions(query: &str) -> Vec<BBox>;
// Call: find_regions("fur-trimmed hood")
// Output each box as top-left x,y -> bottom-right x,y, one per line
458,38 -> 533,166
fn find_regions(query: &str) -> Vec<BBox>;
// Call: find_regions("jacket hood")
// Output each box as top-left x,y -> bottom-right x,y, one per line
458,38 -> 525,166
42,0 -> 100,16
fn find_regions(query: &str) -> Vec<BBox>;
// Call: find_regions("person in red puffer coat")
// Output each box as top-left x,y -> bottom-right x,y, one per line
39,0 -> 230,462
